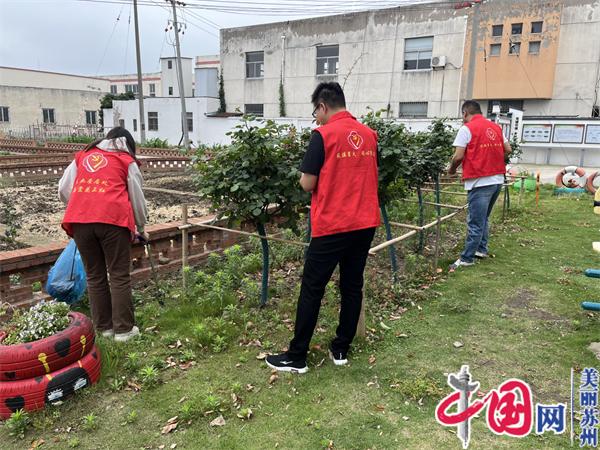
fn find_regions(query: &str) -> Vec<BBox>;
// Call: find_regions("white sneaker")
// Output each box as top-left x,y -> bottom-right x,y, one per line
449,259 -> 475,272
100,329 -> 114,339
114,326 -> 140,343
475,251 -> 489,259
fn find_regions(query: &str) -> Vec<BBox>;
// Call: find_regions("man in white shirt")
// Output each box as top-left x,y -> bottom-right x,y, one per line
448,101 -> 511,271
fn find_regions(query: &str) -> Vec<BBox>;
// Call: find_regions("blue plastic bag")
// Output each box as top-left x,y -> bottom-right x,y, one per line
46,240 -> 87,305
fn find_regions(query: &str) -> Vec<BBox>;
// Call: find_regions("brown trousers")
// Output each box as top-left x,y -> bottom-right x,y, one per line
72,223 -> 135,333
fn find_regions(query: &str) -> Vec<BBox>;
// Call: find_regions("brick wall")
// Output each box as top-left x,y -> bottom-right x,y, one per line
0,214 -> 249,309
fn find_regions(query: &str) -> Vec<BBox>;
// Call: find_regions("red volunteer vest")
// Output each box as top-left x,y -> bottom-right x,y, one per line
62,149 -> 136,237
311,111 -> 380,238
462,115 -> 506,180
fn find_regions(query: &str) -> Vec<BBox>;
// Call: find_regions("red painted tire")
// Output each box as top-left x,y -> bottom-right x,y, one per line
0,344 -> 101,419
555,166 -> 586,188
586,171 -> 599,194
0,312 -> 95,382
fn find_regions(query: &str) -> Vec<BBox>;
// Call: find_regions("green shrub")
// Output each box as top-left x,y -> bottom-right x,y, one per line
6,409 -> 31,439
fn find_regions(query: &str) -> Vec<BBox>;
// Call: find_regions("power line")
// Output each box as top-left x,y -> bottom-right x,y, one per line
94,4 -> 125,75
123,4 -> 132,73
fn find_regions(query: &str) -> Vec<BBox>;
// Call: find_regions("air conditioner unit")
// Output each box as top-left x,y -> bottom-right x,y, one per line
431,55 -> 447,68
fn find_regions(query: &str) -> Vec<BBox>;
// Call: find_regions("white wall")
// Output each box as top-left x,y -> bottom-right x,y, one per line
160,58 -> 193,98
220,6 -> 467,119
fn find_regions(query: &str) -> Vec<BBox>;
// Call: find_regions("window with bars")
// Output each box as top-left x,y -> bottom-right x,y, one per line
316,45 -> 339,75
110,85 -> 117,94
404,37 -> 433,70
42,108 -> 55,124
398,102 -> 428,118
246,51 -> 264,79
490,44 -> 501,57
85,110 -> 97,125
492,24 -> 503,37
149,83 -> 156,97
125,84 -> 138,94
509,41 -> 521,55
133,119 -> 137,132
148,112 -> 158,131
244,104 -> 264,117
528,41 -> 541,54
186,112 -> 193,132
0,107 -> 9,122
168,86 -> 173,96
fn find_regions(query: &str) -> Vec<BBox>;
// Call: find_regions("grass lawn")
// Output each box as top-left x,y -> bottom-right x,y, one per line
2,187 -> 599,449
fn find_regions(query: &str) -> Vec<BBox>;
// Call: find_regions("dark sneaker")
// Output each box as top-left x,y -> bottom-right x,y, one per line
265,353 -> 308,374
328,347 -> 348,366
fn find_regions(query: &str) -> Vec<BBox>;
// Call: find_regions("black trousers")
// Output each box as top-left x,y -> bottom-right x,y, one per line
287,227 -> 376,360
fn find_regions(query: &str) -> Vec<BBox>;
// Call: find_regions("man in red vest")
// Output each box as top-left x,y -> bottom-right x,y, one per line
448,100 -> 511,272
267,82 -> 380,373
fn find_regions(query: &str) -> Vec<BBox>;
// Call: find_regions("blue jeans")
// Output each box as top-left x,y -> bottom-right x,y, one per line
460,183 -> 502,263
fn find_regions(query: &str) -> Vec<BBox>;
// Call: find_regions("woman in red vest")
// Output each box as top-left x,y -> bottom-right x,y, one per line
59,127 -> 148,342
267,82 -> 380,373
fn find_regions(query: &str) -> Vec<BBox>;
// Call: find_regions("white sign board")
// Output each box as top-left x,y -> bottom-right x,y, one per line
553,124 -> 585,144
522,124 -> 552,143
585,125 -> 600,145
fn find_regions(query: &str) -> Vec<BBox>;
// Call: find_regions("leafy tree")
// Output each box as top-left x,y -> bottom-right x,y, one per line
218,71 -> 226,114
194,117 -> 310,305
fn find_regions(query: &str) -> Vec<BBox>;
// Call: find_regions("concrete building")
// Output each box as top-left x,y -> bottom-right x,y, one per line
160,57 -> 194,98
0,66 -> 109,135
99,71 -> 162,97
220,0 -> 600,119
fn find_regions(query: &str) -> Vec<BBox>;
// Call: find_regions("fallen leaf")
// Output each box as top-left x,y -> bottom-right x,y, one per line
256,352 -> 268,360
126,380 -> 142,392
178,361 -> 195,370
368,355 -> 377,365
177,396 -> 188,404
210,415 -> 226,427
145,325 -> 157,332
453,341 -> 464,348
170,445 -> 177,449
402,416 -> 410,421
158,445 -> 165,450
237,408 -> 253,420
396,333 -> 408,338
269,373 -> 279,385
29,439 -> 45,449
379,322 -> 391,331
375,404 -> 385,411
246,384 -> 255,392
161,416 -> 178,435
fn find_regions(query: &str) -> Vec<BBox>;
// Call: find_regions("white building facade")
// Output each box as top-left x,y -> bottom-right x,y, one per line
220,0 -> 600,120
0,66 -> 109,135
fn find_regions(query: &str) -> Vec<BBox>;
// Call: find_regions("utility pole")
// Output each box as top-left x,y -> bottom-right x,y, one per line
169,0 -> 190,149
133,0 -> 146,143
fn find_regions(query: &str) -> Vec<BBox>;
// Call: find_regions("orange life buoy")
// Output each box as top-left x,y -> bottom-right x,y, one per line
555,166 -> 586,188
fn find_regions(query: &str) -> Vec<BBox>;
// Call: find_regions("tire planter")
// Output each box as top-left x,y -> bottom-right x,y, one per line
0,312 -> 95,381
0,344 -> 101,419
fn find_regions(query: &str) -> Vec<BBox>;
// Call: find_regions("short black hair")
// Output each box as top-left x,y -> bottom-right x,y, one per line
311,82 -> 346,109
462,100 -> 482,115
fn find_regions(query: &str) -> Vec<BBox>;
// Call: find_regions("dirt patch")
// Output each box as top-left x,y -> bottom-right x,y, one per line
505,288 -> 564,321
506,288 -> 536,309
0,175 -> 209,248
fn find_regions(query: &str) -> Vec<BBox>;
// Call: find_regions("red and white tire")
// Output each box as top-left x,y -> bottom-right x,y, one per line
0,312 -> 95,381
555,166 -> 586,188
0,344 -> 101,419
586,171 -> 600,194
